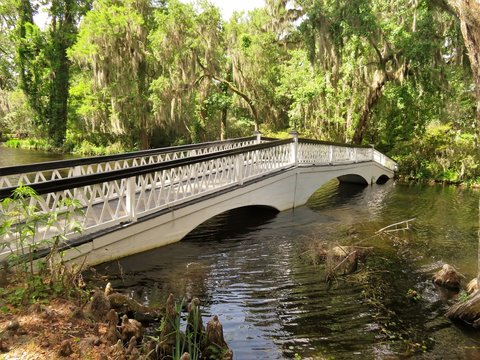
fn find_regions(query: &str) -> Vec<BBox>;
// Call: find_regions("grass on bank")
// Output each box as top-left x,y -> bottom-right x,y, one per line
3,137 -> 129,156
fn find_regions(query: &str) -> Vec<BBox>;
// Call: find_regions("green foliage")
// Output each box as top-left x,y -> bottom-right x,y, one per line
154,298 -> 204,360
15,0 -> 83,146
0,185 -> 85,306
0,0 -> 17,90
392,121 -> 480,182
4,138 -> 56,151
0,0 -> 478,183
69,0 -> 150,148
0,89 -> 36,137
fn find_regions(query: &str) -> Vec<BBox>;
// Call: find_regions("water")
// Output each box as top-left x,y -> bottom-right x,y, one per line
0,146 -> 73,167
94,180 -> 480,359
3,147 -> 479,358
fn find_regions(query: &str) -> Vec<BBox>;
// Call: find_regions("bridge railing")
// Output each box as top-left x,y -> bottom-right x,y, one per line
373,149 -> 398,171
297,139 -> 374,165
0,136 -> 262,188
0,139 -> 293,247
0,137 -> 396,258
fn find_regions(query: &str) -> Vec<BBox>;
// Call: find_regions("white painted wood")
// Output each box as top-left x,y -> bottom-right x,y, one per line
0,139 -> 396,266
64,161 -> 393,267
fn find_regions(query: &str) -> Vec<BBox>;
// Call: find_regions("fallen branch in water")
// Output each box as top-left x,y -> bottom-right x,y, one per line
376,218 -> 416,234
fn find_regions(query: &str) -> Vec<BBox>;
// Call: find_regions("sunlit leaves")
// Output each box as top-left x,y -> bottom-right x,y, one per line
69,0 -> 150,147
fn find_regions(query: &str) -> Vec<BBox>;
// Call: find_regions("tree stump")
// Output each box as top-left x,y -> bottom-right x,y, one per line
58,339 -> 73,357
157,293 -> 178,357
447,290 -> 480,328
109,339 -> 126,360
120,315 -> 143,343
186,297 -> 204,344
105,309 -> 120,345
85,290 -> 111,321
203,315 -> 233,360
433,264 -> 464,290
467,278 -> 479,294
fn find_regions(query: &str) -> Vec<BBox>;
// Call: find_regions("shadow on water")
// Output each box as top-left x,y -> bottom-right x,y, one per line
94,205 -> 280,308
183,205 -> 280,243
93,180 -> 480,359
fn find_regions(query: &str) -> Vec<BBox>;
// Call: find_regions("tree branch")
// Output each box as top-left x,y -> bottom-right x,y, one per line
196,56 -> 259,129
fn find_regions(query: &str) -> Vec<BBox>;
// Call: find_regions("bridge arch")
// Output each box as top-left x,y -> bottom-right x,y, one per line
337,174 -> 369,185
181,205 -> 279,242
376,174 -> 390,184
291,164 -> 393,208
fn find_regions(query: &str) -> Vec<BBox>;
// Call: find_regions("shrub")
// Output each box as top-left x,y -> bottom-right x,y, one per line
0,185 -> 85,305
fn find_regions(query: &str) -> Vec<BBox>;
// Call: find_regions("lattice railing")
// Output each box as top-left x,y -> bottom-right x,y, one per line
0,137 -> 397,259
0,137 -> 261,188
373,149 -> 397,171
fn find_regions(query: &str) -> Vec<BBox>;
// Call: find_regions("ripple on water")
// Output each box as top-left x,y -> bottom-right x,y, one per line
94,181 -> 480,359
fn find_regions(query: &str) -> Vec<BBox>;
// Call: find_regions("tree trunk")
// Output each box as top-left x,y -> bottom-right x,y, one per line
47,0 -> 75,147
220,107 -> 227,141
352,72 -> 386,144
447,0 -> 480,140
459,11 -> 480,141
137,52 -> 150,150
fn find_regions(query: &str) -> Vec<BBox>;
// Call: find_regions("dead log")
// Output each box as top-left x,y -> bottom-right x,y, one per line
108,292 -> 162,323
328,246 -> 373,276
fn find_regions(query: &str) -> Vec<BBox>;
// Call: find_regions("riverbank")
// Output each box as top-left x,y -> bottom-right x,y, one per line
1,138 -> 129,157
395,176 -> 480,188
0,277 -> 232,360
0,297 -> 110,359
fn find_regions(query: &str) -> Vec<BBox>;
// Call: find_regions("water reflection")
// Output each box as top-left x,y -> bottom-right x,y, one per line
0,146 -> 73,167
95,180 -> 480,359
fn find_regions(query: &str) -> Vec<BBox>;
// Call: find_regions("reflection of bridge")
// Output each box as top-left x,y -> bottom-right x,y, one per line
0,134 -> 396,266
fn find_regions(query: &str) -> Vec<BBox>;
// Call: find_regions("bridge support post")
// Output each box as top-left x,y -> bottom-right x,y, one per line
289,130 -> 299,165
126,176 -> 137,222
328,145 -> 333,165
254,130 -> 262,144
72,166 -> 82,197
236,154 -> 244,185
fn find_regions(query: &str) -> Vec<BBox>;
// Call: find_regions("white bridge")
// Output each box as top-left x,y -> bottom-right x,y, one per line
0,134 -> 396,266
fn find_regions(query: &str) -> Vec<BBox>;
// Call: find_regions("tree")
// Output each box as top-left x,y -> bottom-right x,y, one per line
47,0 -> 77,146
445,1 -> 480,138
70,0 -> 151,148
16,0 -> 83,146
0,0 -> 16,91
289,0 -> 468,146
149,0 -> 228,143
225,8 -> 288,132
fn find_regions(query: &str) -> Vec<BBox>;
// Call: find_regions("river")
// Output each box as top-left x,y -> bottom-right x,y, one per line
96,180 -> 480,359
0,145 -> 75,167
2,147 -> 480,359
